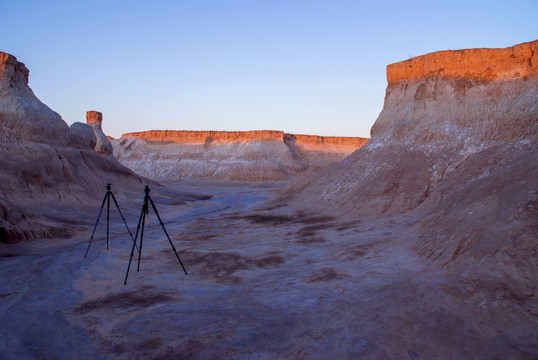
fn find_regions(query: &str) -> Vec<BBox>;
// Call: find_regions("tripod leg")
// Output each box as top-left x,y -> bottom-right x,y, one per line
84,192 -> 108,258
149,196 -> 188,275
124,199 -> 146,285
106,192 -> 110,250
110,192 -> 139,252
137,200 -> 147,272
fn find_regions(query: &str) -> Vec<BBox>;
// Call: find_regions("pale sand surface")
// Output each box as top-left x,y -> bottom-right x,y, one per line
0,180 -> 535,359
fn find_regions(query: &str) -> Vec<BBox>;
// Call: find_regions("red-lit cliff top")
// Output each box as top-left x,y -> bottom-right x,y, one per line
387,39 -> 537,85
0,51 -> 30,86
284,133 -> 368,147
121,130 -> 368,147
122,130 -> 285,143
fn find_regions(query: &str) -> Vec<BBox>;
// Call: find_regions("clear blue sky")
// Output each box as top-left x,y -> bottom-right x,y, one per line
1,0 -> 537,138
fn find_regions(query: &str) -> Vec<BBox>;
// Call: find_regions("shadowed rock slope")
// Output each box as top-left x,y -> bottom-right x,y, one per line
112,130 -> 368,181
292,40 -> 537,281
0,52 -> 205,243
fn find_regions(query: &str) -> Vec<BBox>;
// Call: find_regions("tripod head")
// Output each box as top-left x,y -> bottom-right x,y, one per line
144,185 -> 151,195
106,183 -> 112,191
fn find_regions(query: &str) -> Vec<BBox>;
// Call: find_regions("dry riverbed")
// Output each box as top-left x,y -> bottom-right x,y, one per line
0,180 -> 535,359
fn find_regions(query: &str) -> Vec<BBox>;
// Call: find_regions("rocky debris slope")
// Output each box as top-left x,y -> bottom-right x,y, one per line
0,52 -> 205,243
112,130 -> 367,181
292,40 -> 537,284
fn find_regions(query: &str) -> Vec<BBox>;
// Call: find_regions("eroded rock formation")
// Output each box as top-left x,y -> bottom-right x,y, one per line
112,130 -> 368,181
294,40 -> 537,212
86,110 -> 113,155
0,52 -> 70,145
0,52 -> 144,243
69,122 -> 96,150
292,40 -> 537,281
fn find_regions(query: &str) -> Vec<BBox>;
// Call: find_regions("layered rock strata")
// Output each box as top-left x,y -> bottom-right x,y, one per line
0,52 -> 70,145
0,52 -> 146,243
295,40 -> 537,211
387,40 -> 537,83
292,40 -> 537,274
113,131 -> 367,181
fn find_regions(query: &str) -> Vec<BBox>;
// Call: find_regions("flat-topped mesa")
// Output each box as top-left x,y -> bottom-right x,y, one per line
113,130 -> 368,181
86,111 -> 113,154
372,40 -> 538,144
121,130 -> 367,149
285,133 -> 368,152
294,39 -> 538,219
387,40 -> 538,84
122,130 -> 285,144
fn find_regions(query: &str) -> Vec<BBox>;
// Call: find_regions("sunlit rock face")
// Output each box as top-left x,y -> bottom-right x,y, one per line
86,110 -> 113,155
373,40 -> 537,145
0,52 -> 142,243
295,40 -> 537,215
292,40 -> 537,273
386,41 -> 537,84
112,130 -> 368,181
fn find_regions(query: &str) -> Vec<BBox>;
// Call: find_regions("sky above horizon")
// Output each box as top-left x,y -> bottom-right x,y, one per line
2,1 -> 537,138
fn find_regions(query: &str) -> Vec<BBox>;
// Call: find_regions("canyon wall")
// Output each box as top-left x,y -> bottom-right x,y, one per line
122,130 -> 284,143
112,131 -> 367,181
0,52 -> 148,243
294,40 -> 537,212
292,40 -> 537,275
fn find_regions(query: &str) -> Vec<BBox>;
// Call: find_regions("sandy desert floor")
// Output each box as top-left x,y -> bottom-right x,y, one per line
0,180 -> 536,359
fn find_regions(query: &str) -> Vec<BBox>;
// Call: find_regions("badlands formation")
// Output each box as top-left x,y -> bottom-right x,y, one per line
112,130 -> 367,181
0,40 -> 536,359
293,40 -> 537,267
0,52 -> 203,243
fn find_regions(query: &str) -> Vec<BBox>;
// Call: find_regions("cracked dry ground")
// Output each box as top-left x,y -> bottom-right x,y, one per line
0,180 -> 536,359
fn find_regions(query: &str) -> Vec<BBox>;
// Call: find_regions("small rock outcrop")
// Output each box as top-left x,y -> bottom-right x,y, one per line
86,110 -> 113,155
112,130 -> 368,181
69,122 -> 96,150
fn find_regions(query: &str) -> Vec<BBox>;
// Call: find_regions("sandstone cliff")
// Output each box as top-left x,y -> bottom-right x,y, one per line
112,130 -> 368,181
386,41 -> 537,84
292,40 -> 537,278
294,40 -> 537,212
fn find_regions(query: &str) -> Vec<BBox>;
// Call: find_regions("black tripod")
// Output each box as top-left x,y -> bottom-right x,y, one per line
84,184 -> 137,258
124,185 -> 188,285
